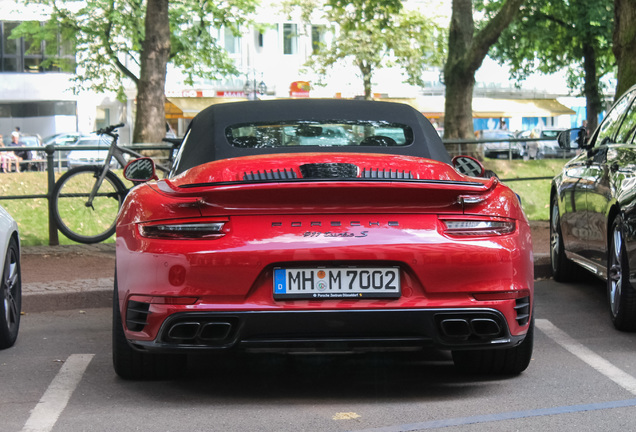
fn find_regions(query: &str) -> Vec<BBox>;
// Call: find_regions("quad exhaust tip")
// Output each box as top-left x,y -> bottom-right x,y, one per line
439,318 -> 501,339
166,321 -> 233,342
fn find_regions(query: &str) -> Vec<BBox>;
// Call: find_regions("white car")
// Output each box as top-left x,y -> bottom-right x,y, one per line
66,134 -> 120,169
0,205 -> 20,349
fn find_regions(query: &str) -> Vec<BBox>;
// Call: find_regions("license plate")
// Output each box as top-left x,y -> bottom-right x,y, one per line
273,267 -> 401,299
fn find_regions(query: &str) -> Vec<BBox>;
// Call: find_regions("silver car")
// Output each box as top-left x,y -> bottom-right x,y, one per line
66,135 -> 120,169
479,130 -> 524,159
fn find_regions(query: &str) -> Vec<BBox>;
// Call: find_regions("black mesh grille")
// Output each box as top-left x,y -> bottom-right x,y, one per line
514,296 -> 531,326
361,168 -> 414,179
126,300 -> 151,332
243,169 -> 298,181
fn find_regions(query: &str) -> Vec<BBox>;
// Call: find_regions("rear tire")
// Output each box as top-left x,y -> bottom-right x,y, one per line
0,237 -> 21,349
112,275 -> 186,380
52,166 -> 127,244
452,319 -> 534,375
550,194 -> 575,282
607,215 -> 636,331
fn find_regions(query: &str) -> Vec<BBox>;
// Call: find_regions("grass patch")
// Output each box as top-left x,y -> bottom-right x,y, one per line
0,170 -> 131,247
1,161 -> 565,246
483,158 -> 567,221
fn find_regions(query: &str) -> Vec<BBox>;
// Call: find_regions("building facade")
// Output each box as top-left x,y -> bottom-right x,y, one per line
1,0 -> 583,145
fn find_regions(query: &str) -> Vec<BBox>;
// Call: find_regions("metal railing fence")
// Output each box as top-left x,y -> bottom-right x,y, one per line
0,137 -> 564,245
0,143 -> 173,245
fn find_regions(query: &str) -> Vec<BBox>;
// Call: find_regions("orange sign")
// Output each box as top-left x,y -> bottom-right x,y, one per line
290,81 -> 310,98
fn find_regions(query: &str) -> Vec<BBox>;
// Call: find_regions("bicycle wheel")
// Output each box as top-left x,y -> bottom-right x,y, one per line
52,166 -> 127,244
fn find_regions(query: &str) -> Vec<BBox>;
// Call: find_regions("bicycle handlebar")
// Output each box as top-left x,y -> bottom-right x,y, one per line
96,123 -> 125,135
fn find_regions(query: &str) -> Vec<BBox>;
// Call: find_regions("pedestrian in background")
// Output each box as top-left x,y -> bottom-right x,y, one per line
0,133 -> 21,173
581,120 -> 589,140
526,128 -> 540,160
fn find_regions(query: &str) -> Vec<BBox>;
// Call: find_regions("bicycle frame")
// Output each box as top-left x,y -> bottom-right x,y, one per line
85,130 -> 170,208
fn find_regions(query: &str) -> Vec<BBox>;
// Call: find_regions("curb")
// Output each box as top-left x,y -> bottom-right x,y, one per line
22,277 -> 113,313
21,256 -> 554,313
534,253 -> 552,280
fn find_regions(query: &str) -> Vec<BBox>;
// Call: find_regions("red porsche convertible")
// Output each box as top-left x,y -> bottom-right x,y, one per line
113,99 -> 534,379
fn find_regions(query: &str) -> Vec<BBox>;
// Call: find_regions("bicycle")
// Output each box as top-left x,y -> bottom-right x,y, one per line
51,123 -> 177,244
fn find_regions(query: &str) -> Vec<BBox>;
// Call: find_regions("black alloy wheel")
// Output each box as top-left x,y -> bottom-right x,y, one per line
550,195 -> 574,282
0,237 -> 21,349
607,215 -> 636,331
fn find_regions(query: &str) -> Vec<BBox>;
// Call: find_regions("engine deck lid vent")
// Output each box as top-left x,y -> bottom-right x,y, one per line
243,169 -> 298,181
361,168 -> 414,179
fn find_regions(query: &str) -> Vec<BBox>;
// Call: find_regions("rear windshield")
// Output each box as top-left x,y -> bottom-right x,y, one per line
226,121 -> 413,148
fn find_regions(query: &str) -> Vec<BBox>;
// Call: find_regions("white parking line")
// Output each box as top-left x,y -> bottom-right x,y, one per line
536,319 -> 636,395
21,354 -> 94,432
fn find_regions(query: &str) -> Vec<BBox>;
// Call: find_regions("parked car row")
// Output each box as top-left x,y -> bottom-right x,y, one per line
478,129 -> 524,159
516,128 -> 578,159
43,132 -> 118,169
477,128 -> 579,160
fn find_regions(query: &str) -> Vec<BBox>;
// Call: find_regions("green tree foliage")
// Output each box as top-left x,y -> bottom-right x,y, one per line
12,0 -> 256,143
285,0 -> 446,99
482,0 -> 614,132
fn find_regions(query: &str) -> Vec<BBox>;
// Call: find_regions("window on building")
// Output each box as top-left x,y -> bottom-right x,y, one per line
256,30 -> 264,48
0,101 -> 76,117
95,107 -> 110,131
283,23 -> 297,55
311,25 -> 325,53
1,22 -> 20,72
224,26 -> 240,54
253,29 -> 264,53
0,21 -> 76,73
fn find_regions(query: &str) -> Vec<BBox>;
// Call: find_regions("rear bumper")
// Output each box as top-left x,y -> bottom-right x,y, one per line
127,307 -> 528,354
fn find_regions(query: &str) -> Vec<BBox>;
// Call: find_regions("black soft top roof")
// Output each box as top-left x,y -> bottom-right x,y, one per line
173,98 -> 450,175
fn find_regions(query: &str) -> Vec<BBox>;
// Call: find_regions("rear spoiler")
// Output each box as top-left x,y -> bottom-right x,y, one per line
154,177 -> 499,215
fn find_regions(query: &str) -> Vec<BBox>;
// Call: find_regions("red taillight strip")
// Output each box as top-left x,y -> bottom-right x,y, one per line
441,218 -> 516,237
139,220 -> 227,239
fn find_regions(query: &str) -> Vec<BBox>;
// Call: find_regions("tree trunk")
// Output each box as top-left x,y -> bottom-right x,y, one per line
443,0 -> 525,153
133,0 -> 171,145
444,65 -> 475,139
582,43 -> 602,133
613,0 -> 636,100
358,62 -> 373,100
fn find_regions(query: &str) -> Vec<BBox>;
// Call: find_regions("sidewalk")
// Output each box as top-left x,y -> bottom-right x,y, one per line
21,243 -> 115,313
20,222 -> 552,313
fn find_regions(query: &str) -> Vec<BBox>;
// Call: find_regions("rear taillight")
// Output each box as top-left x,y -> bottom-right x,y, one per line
140,221 -> 227,239
441,219 -> 515,237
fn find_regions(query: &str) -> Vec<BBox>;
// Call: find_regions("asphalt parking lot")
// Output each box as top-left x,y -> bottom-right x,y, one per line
4,277 -> 636,432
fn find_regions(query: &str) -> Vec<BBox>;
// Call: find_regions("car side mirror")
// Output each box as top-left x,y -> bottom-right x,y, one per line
452,155 -> 488,178
557,128 -> 586,150
124,157 -> 158,182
